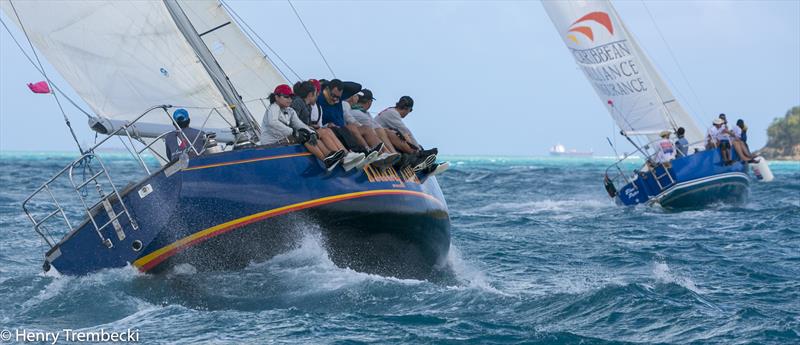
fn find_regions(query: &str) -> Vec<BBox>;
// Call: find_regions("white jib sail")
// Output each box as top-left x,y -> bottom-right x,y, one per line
0,0 -> 237,137
542,0 -> 704,145
179,0 -> 288,124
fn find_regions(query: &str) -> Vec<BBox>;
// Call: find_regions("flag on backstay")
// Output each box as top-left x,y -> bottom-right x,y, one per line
27,81 -> 51,94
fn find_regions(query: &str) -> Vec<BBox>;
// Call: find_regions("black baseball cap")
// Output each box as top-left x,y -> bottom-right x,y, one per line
359,89 -> 375,101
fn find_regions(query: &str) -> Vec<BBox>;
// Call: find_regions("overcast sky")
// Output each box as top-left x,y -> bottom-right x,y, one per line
1,0 -> 798,156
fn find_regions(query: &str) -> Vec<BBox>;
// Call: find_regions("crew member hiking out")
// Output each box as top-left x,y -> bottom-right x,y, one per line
261,84 -> 345,172
375,96 -> 447,174
291,80 -> 364,170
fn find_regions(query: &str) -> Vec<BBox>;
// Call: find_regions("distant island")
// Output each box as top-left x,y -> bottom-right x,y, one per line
758,106 -> 800,161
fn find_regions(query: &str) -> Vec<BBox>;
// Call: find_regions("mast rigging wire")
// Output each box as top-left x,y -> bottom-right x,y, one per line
7,0 -> 85,154
0,18 -> 94,121
640,1 -> 708,122
219,0 -> 302,82
287,0 -> 336,78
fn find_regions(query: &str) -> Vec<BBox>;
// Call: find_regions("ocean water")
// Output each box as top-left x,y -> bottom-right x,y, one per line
0,152 -> 798,344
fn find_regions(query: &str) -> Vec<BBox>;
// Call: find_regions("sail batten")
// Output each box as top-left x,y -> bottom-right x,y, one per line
178,0 -> 288,126
1,0 -> 238,134
543,0 -> 704,145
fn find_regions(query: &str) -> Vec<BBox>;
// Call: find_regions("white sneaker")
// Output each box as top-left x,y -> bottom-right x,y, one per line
429,161 -> 450,176
342,152 -> 365,171
358,151 -> 380,169
372,152 -> 400,168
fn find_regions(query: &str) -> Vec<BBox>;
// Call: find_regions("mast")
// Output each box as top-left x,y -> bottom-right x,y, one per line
162,0 -> 260,142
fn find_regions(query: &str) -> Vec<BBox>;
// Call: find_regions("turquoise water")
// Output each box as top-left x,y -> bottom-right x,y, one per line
1,152 -> 798,344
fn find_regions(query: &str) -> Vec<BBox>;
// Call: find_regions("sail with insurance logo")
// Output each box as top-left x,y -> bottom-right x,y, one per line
542,0 -> 703,146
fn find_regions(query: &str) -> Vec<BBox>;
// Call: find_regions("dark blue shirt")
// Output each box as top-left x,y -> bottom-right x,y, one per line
165,127 -> 206,161
318,92 -> 345,127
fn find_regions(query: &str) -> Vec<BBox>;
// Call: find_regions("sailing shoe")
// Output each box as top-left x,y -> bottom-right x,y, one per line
428,161 -> 450,176
370,142 -> 385,155
418,148 -> 438,157
356,151 -> 379,170
342,152 -> 365,171
393,153 -> 413,170
413,153 -> 437,172
371,152 -> 401,169
323,150 -> 345,172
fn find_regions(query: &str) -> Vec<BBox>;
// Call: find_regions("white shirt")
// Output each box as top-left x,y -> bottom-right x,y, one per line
730,125 -> 742,140
707,125 -> 730,142
309,103 -> 322,127
349,106 -> 381,129
654,138 -> 676,163
341,101 -> 357,125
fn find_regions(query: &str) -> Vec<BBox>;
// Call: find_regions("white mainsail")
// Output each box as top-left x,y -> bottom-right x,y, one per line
1,0 -> 287,141
0,1 -> 235,134
179,0 -> 288,123
542,0 -> 704,145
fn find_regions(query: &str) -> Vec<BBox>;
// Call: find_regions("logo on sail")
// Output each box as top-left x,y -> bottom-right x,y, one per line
566,11 -> 614,44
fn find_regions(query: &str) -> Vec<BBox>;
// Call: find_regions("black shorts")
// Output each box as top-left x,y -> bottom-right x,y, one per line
720,140 -> 731,149
331,127 -> 364,152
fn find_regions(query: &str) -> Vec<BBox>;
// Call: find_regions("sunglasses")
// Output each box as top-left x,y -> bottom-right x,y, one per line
277,94 -> 292,99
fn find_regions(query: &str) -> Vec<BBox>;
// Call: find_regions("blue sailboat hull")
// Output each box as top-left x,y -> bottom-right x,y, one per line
43,145 -> 451,279
651,172 -> 749,209
615,148 -> 750,209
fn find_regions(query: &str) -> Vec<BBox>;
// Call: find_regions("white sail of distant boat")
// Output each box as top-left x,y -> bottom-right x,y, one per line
0,0 -> 286,142
542,0 -> 704,146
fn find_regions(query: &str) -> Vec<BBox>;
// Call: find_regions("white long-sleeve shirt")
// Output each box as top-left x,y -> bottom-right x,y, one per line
260,103 -> 312,145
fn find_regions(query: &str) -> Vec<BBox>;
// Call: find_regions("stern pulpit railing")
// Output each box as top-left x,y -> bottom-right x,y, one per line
21,104 -> 228,249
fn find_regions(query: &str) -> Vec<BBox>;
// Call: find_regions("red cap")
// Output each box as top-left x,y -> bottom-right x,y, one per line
309,79 -> 321,92
274,84 -> 293,96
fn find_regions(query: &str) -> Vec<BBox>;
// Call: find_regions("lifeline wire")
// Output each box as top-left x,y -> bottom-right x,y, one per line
0,18 -> 94,120
287,0 -> 336,78
641,1 -> 708,122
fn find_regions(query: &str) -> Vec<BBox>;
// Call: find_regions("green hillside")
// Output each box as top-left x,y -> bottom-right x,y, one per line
760,106 -> 800,160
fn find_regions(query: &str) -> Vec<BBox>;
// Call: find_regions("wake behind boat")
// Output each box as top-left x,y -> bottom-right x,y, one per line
542,1 -> 773,209
5,0 -> 450,278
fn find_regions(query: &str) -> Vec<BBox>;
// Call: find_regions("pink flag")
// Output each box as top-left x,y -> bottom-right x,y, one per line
27,81 -> 51,94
